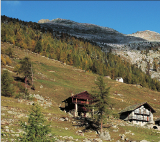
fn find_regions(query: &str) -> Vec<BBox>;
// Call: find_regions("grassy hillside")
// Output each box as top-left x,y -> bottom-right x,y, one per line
1,42 -> 160,141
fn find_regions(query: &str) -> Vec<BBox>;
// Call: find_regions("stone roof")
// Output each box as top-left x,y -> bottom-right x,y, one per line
119,102 -> 156,114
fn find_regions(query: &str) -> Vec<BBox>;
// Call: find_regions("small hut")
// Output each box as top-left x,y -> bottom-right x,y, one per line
116,77 -> 123,83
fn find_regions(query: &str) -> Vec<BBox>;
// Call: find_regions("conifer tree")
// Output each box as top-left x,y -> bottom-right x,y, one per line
19,57 -> 32,88
91,76 -> 111,134
1,70 -> 14,97
35,40 -> 42,54
18,103 -> 52,142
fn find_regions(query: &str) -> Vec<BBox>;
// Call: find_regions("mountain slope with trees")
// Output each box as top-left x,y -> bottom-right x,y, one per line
1,15 -> 160,92
1,41 -> 160,142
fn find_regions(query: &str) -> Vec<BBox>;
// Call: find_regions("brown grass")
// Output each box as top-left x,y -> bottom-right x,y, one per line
1,42 -> 160,141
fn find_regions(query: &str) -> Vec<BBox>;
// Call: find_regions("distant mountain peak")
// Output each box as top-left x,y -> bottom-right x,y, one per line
129,30 -> 160,41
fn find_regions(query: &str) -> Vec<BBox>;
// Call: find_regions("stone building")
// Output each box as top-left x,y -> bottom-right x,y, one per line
116,77 -> 123,83
119,102 -> 156,126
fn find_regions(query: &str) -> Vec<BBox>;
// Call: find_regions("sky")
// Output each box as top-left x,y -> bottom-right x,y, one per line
1,1 -> 160,35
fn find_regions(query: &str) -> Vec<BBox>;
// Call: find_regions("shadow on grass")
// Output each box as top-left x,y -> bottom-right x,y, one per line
14,76 -> 24,83
73,117 -> 100,134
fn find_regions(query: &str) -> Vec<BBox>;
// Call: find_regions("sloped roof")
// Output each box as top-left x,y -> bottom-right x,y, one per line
116,77 -> 123,79
155,117 -> 160,122
72,91 -> 93,100
62,91 -> 93,102
119,102 -> 156,114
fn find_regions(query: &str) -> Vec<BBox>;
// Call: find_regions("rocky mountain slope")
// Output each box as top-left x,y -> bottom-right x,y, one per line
38,18 -> 160,81
129,30 -> 160,41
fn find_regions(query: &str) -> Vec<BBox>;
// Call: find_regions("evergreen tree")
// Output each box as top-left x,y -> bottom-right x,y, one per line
1,70 -> 14,97
35,40 -> 42,53
19,57 -> 32,88
91,76 -> 111,134
18,103 -> 53,142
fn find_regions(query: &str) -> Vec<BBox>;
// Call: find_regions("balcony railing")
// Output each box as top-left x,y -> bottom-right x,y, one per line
134,109 -> 150,115
72,100 -> 90,105
128,115 -> 150,121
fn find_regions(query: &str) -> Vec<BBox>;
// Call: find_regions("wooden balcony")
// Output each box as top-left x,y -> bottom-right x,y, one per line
134,110 -> 150,115
128,115 -> 150,121
72,100 -> 90,105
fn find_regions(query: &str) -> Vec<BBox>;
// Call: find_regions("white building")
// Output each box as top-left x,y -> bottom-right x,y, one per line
116,77 -> 123,83
119,102 -> 156,126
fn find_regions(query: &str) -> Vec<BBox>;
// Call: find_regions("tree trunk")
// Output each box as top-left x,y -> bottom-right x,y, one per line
101,120 -> 103,134
31,63 -> 33,86
25,76 -> 27,89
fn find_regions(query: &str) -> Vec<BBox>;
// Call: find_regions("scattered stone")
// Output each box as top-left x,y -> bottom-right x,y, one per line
113,129 -> 118,132
59,118 -> 65,121
112,125 -> 118,129
5,129 -> 9,132
76,130 -> 84,136
99,131 -> 111,141
121,134 -> 125,140
5,126 -> 9,129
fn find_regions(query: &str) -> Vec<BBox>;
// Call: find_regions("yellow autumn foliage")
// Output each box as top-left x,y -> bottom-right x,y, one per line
1,55 -> 6,66
6,56 -> 12,65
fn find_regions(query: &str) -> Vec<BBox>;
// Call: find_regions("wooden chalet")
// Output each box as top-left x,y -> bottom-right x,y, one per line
62,91 -> 93,117
119,102 -> 156,126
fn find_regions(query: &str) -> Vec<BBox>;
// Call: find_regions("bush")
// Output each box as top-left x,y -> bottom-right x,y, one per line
13,64 -> 21,74
17,82 -> 30,100
6,56 -> 12,66
1,55 -> 6,66
5,47 -> 14,58
1,47 -> 5,54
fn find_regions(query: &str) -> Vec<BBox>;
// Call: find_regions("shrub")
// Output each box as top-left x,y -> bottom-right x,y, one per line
17,82 -> 30,100
1,47 -> 5,54
13,64 -> 21,74
6,56 -> 12,66
5,47 -> 14,58
1,55 -> 6,66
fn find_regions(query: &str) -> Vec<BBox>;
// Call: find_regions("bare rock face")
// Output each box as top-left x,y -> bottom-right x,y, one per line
129,30 -> 160,41
38,18 -> 160,81
38,18 -> 148,45
38,19 -> 50,23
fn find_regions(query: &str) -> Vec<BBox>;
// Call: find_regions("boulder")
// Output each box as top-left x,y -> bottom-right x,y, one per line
99,131 -> 111,141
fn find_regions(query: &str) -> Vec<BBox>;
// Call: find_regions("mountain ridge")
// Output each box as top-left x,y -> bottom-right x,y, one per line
38,18 -> 160,81
38,18 -> 148,45
38,18 -> 160,43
